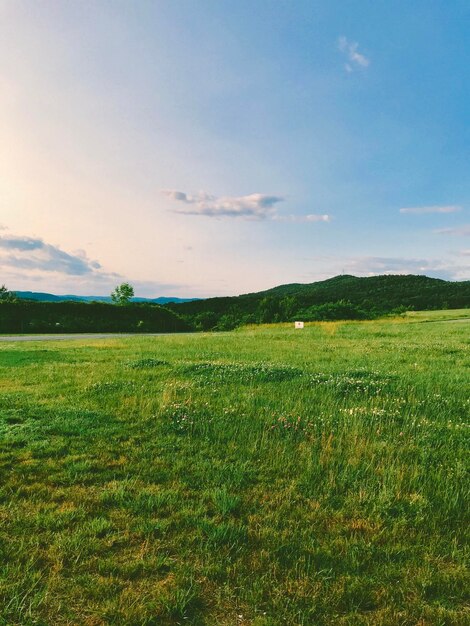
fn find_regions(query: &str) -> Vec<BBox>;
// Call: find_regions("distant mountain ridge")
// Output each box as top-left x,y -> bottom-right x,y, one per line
14,291 -> 198,305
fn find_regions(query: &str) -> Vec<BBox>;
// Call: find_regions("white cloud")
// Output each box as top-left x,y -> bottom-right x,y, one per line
162,189 -> 331,223
338,36 -> 370,72
0,234 -> 125,288
272,214 -> 331,223
0,235 -> 106,275
162,190 -> 284,219
400,205 -> 462,214
434,225 -> 470,237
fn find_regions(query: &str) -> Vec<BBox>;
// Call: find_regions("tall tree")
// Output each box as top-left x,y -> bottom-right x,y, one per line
0,285 -> 16,302
111,283 -> 134,305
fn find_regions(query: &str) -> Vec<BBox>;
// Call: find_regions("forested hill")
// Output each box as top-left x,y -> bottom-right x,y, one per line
165,274 -> 470,330
259,274 -> 469,304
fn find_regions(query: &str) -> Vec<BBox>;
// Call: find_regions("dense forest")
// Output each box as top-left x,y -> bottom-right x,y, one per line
0,301 -> 189,334
165,274 -> 470,330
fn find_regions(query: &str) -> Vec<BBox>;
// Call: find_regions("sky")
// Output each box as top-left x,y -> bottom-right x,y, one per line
0,0 -> 469,297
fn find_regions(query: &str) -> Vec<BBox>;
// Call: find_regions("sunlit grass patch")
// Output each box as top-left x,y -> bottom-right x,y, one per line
126,357 -> 170,369
309,369 -> 397,396
181,361 -> 305,383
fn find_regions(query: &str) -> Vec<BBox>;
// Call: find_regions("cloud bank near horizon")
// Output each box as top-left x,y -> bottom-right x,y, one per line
0,233 -> 194,297
162,189 -> 330,222
1,230 -> 467,298
302,254 -> 469,282
0,235 -> 108,276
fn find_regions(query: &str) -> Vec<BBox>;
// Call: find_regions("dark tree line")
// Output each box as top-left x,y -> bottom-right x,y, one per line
0,300 -> 189,334
166,274 -> 470,331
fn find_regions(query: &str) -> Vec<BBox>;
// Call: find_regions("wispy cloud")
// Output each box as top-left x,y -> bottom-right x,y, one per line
434,225 -> 470,237
0,234 -> 112,277
400,205 -> 462,215
338,36 -> 370,72
162,189 -> 331,223
344,256 -> 451,276
273,214 -> 331,223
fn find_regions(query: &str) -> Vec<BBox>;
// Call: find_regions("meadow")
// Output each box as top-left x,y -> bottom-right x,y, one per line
0,312 -> 469,625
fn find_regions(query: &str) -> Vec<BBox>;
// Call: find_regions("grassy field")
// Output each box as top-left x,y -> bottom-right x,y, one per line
0,312 -> 469,625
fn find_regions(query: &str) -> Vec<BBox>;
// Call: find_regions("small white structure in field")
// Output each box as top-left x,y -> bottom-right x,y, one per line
294,321 -> 304,329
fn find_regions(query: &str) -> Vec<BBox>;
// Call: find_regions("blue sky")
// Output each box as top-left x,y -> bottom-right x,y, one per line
0,0 -> 469,296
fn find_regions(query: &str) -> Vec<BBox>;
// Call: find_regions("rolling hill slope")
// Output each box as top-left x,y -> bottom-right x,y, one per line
166,274 -> 470,329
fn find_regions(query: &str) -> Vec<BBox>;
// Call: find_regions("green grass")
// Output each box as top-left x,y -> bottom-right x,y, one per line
0,313 -> 469,625
404,308 -> 470,322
